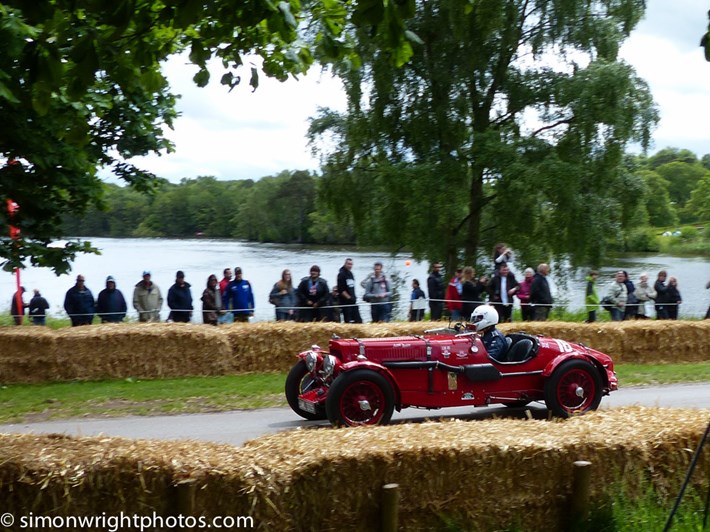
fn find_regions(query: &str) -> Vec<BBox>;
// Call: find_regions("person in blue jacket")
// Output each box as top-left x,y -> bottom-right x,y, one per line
96,276 -> 128,323
167,270 -> 193,322
63,274 -> 95,326
224,267 -> 255,322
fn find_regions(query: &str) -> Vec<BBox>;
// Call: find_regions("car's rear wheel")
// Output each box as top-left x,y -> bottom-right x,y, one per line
326,370 -> 395,427
544,360 -> 602,418
285,360 -> 327,420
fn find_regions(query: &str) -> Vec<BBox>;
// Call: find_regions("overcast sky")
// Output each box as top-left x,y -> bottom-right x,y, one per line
129,0 -> 710,183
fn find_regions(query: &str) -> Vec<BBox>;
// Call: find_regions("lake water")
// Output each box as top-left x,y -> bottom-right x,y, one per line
1,238 -> 708,321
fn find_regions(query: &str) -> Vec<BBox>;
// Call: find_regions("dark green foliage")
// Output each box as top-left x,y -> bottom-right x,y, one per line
624,228 -> 660,253
62,171 -> 340,243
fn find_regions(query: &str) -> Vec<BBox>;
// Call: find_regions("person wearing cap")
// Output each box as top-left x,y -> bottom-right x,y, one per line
10,286 -> 28,325
296,265 -> 330,322
167,270 -> 193,322
28,289 -> 49,326
224,267 -> 255,322
64,274 -> 95,326
133,271 -> 163,322
97,276 -> 128,323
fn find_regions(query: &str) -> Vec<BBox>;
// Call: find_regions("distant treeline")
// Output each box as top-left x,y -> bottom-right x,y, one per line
63,171 -> 355,244
63,148 -> 710,254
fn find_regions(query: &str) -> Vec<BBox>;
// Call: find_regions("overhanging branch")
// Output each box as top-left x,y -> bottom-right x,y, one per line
531,118 -> 573,137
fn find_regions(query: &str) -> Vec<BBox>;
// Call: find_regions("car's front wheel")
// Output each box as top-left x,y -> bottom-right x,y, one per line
285,360 -> 327,420
326,370 -> 395,427
544,359 -> 602,417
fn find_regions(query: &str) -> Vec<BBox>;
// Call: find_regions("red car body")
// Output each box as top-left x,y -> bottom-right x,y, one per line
285,328 -> 618,427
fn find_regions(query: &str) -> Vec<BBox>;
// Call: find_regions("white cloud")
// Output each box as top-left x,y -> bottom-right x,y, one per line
619,0 -> 710,156
129,0 -> 710,182
127,54 -> 346,182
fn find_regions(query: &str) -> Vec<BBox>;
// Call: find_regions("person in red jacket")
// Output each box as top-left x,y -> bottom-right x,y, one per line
446,268 -> 463,321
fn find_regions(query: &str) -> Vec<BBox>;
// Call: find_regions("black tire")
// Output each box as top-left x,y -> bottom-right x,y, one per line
544,359 -> 603,418
326,370 -> 395,427
285,360 -> 327,420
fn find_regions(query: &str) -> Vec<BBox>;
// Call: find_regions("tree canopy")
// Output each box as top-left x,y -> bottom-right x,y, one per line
309,0 -> 659,271
0,0 -> 415,273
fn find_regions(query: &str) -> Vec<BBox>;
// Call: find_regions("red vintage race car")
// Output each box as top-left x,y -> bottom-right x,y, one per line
285,326 -> 618,427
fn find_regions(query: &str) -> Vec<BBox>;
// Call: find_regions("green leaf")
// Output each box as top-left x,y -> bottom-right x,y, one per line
189,40 -> 211,66
174,0 -> 203,29
31,81 -> 52,115
0,81 -> 20,104
352,0 -> 385,26
249,67 -> 259,91
193,68 -> 210,87
278,1 -> 298,28
404,30 -> 424,46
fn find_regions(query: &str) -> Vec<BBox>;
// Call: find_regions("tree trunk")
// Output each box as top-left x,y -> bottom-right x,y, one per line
464,167 -> 484,267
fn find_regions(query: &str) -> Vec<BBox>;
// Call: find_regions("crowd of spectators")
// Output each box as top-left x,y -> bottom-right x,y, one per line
5,244 -> 709,325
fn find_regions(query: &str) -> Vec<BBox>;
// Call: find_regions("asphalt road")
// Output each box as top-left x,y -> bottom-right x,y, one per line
1,382 -> 708,447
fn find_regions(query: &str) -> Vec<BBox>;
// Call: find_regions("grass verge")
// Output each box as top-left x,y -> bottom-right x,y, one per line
0,363 -> 708,424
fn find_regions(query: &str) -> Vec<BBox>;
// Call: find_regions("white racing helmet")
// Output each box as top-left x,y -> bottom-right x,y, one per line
470,304 -> 499,332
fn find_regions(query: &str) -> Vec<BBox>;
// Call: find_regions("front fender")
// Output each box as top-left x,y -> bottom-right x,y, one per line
335,360 -> 402,410
542,353 -> 593,378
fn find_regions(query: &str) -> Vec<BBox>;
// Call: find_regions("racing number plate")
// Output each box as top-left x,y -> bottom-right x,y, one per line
298,398 -> 317,414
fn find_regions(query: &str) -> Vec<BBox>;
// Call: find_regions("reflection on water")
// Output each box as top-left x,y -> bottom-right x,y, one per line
1,238 -> 708,321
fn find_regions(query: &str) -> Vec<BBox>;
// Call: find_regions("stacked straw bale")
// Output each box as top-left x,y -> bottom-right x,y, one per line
0,408 -> 706,530
0,321 -> 708,384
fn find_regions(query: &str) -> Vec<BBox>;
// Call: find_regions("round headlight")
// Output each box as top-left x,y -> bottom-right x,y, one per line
304,351 -> 318,372
322,354 -> 336,377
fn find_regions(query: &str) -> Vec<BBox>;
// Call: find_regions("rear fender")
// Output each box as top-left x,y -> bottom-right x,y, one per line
336,360 -> 402,410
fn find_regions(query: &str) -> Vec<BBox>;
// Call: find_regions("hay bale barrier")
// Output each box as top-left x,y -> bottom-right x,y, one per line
0,321 -> 708,384
0,408 -> 707,530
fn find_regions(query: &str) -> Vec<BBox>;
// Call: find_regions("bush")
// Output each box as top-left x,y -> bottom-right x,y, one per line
625,228 -> 660,252
678,225 -> 700,240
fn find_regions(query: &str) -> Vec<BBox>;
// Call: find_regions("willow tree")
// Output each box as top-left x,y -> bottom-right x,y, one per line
309,0 -> 658,271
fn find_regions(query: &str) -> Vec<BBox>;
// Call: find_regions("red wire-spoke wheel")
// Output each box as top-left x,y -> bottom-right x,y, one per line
326,370 -> 395,427
544,360 -> 603,418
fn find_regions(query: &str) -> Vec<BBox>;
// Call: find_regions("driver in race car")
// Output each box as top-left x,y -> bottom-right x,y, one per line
470,304 -> 508,361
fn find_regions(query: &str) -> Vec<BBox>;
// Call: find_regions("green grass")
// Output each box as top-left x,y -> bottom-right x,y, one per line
0,373 -> 288,423
615,362 -> 710,386
584,477 -> 708,532
0,315 -> 74,328
440,475 -> 708,531
0,363 -> 708,424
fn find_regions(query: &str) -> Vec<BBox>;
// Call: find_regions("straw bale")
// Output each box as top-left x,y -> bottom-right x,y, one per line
1,321 -> 709,384
237,407 -> 709,530
0,328 -> 58,383
220,321 -> 434,373
3,407 -> 705,531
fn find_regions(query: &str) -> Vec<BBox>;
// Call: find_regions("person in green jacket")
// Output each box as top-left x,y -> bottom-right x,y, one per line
585,270 -> 600,323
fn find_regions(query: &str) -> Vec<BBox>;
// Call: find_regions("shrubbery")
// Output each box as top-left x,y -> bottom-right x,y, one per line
625,228 -> 660,252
